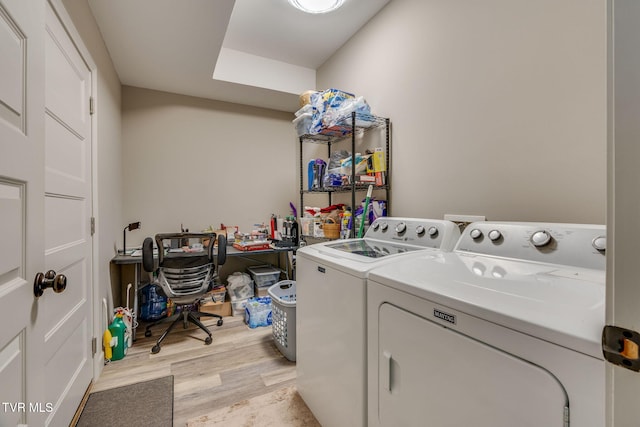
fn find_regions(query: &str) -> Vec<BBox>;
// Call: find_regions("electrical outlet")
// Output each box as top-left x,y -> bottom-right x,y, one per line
444,214 -> 487,223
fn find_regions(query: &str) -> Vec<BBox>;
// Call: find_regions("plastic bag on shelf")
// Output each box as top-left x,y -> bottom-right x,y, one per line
328,150 -> 350,169
309,89 -> 355,135
324,96 -> 373,129
340,153 -> 370,176
354,199 -> 387,228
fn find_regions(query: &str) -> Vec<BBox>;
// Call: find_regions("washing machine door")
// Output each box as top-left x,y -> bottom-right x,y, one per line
377,303 -> 568,427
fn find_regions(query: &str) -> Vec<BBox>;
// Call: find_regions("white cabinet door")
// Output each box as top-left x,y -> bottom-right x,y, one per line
378,303 -> 567,427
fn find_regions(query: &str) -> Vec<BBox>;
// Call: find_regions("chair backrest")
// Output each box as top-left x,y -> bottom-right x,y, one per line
142,232 -> 227,304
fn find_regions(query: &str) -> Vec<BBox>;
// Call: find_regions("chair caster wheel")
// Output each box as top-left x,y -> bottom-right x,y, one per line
145,330 -> 152,338
217,319 -> 223,326
151,344 -> 161,354
205,336 -> 212,345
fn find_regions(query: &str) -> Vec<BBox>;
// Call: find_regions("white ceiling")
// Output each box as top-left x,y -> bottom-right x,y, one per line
87,0 -> 390,113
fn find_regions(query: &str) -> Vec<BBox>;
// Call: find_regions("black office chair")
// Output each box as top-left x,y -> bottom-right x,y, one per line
142,232 -> 227,354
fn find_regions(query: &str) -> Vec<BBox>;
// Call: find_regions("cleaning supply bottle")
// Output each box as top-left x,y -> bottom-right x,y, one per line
103,329 -> 113,361
108,313 -> 127,361
102,299 -> 113,362
341,208 -> 352,239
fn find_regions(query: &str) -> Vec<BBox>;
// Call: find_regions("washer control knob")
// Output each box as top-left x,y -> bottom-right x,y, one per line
427,226 -> 438,237
380,222 -> 389,231
395,222 -> 407,234
531,230 -> 552,247
416,225 -> 426,236
592,235 -> 606,252
470,229 -> 483,240
372,222 -> 380,232
488,230 -> 502,242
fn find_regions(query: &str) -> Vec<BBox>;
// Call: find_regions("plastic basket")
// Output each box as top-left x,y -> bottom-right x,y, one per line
268,280 -> 296,361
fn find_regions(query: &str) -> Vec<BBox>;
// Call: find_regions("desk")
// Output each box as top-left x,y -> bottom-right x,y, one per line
110,245 -> 296,340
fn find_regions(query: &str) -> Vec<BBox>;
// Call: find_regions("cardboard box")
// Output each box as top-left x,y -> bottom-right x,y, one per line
199,300 -> 231,317
233,242 -> 271,251
204,287 -> 226,303
254,285 -> 269,298
372,147 -> 386,172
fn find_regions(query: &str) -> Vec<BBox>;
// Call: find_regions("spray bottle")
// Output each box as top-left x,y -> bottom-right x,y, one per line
341,207 -> 352,239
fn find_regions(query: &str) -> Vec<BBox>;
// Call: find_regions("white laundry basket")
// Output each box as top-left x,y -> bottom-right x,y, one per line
268,280 -> 296,361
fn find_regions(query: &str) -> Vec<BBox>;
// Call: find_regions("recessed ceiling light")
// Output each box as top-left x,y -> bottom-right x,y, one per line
288,0 -> 345,14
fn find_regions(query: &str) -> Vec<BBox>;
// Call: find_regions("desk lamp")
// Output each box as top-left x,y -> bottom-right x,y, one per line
123,222 -> 141,255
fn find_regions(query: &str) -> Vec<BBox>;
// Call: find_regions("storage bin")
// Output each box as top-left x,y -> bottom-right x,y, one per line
300,217 -> 316,237
247,265 -> 281,288
268,280 -> 296,361
293,112 -> 312,137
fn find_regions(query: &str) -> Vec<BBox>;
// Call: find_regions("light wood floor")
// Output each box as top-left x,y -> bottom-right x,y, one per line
92,314 -> 298,426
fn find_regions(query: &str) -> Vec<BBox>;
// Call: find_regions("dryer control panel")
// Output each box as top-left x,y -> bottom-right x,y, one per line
455,222 -> 606,270
365,217 -> 461,251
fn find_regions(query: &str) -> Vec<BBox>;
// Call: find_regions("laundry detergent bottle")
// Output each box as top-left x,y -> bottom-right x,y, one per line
108,313 -> 127,361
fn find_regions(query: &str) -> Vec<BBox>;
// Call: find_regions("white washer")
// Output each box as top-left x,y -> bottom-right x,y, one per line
367,222 -> 606,427
296,217 -> 461,427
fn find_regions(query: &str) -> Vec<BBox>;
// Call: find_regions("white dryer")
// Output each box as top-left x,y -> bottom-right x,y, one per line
367,222 -> 606,427
296,217 -> 461,427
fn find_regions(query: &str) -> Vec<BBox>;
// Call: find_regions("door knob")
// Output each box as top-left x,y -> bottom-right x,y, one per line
33,270 -> 67,298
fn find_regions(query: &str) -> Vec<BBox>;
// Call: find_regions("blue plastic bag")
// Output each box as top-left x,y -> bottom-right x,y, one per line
139,284 -> 167,321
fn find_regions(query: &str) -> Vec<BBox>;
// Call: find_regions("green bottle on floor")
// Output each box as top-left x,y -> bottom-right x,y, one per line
108,313 -> 127,361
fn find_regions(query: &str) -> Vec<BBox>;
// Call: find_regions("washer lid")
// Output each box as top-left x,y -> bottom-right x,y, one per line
325,239 -> 424,258
368,251 -> 605,359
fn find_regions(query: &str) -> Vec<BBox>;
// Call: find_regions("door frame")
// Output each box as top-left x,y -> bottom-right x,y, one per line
47,0 -> 101,381
605,0 -> 640,424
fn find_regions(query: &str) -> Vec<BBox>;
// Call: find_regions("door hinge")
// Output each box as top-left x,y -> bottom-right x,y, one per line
91,337 -> 97,356
89,96 -> 94,115
90,217 -> 95,236
602,325 -> 640,372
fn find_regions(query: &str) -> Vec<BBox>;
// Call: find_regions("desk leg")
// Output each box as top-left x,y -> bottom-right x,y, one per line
279,251 -> 293,280
133,263 -> 139,341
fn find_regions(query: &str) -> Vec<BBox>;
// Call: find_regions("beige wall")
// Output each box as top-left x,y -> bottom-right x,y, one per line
121,86 -> 298,248
318,0 -> 607,224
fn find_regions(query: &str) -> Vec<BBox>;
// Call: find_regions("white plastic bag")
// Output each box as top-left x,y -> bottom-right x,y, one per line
227,272 -> 254,300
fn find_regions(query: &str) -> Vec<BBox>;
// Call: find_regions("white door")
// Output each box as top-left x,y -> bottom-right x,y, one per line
0,0 -> 47,426
0,0 -> 94,425
43,1 -> 94,425
606,0 -> 640,424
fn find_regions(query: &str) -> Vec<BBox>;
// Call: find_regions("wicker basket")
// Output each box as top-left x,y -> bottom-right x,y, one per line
322,218 -> 341,239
